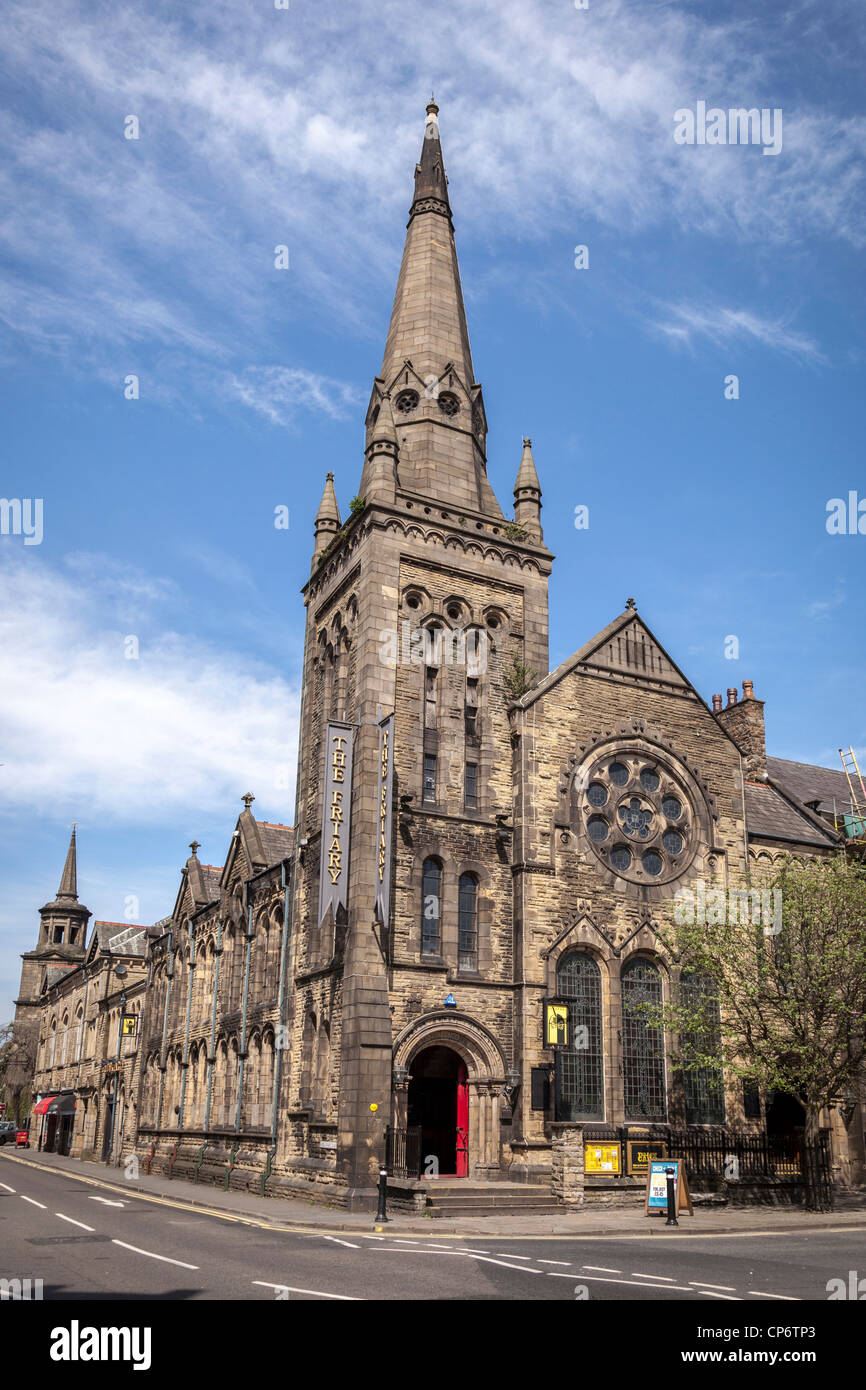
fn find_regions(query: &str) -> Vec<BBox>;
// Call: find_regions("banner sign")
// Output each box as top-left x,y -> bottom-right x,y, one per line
319,722 -> 354,924
374,714 -> 395,931
543,999 -> 569,1048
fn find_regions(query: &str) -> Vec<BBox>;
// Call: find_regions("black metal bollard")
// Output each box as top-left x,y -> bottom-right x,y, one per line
375,1165 -> 389,1223
665,1165 -> 678,1227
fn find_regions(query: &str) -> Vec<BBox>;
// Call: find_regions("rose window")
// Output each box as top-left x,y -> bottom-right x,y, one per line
395,389 -> 419,414
577,750 -> 696,885
438,392 -> 460,417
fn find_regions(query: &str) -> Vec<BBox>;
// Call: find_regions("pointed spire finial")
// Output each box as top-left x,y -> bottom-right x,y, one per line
315,472 -> 341,527
189,840 -> 201,858
57,826 -> 79,900
242,793 -> 255,812
625,596 -> 637,611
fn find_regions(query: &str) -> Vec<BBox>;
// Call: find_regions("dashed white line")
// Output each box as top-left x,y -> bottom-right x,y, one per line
111,1239 -> 199,1270
698,1290 -> 742,1300
20,1195 -> 46,1208
494,1252 -> 532,1260
538,1259 -> 571,1266
583,1265 -> 621,1273
631,1272 -> 676,1282
548,1271 -> 694,1292
252,1281 -> 359,1300
323,1236 -> 361,1249
0,1182 -> 15,1193
689,1281 -> 737,1291
748,1290 -> 799,1301
56,1213 -> 95,1232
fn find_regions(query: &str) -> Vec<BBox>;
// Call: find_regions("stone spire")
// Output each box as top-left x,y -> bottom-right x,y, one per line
359,394 -> 398,505
368,101 -> 503,518
513,437 -> 543,542
56,826 -> 79,900
313,472 -> 341,562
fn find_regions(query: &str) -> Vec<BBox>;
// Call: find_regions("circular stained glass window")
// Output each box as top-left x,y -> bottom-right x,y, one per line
395,389 -> 419,414
587,782 -> 608,807
640,767 -> 660,792
611,845 -> 632,873
609,761 -> 629,786
662,796 -> 682,821
642,850 -> 663,876
662,829 -> 683,856
438,392 -> 460,417
587,816 -> 609,843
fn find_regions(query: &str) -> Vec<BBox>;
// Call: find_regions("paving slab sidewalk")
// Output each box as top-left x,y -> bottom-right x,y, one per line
5,1147 -> 866,1239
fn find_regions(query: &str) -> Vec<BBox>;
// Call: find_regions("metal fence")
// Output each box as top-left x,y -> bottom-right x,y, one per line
385,1125 -> 423,1180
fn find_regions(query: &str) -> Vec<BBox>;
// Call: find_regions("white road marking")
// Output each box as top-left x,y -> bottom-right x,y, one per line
547,1271 -> 695,1293
368,1247 -> 543,1275
112,1239 -> 199,1270
252,1281 -> 359,1300
748,1290 -> 799,1300
493,1252 -> 532,1259
20,1195 -> 46,1208
689,1281 -> 737,1291
0,1182 -> 15,1193
583,1265 -> 621,1273
631,1272 -> 676,1281
698,1290 -> 742,1300
56,1213 -> 95,1232
323,1236 -> 361,1249
538,1260 -> 571,1267
89,1196 -> 126,1207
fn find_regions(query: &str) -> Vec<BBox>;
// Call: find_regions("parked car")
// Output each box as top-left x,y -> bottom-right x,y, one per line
0,1121 -> 18,1146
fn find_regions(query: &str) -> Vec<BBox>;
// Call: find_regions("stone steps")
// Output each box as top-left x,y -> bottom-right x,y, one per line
420,1183 -> 560,1218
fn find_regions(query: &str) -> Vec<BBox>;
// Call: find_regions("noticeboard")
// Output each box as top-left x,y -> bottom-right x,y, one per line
626,1138 -> 667,1175
543,999 -> 569,1048
645,1158 -> 693,1216
584,1141 -> 622,1175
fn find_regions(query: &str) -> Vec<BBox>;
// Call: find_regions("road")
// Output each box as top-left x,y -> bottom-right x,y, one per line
1,1153 -> 861,1301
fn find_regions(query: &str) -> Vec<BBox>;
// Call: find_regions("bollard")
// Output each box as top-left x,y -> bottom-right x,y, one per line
665,1165 -> 678,1227
375,1165 -> 389,1223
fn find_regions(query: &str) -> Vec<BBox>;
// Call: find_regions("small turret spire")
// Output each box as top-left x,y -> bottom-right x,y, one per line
313,472 -> 342,563
513,437 -> 543,542
57,826 -> 79,900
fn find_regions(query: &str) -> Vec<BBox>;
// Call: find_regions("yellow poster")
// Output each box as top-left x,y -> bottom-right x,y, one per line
121,1015 -> 137,1037
584,1142 -> 622,1174
545,1002 -> 569,1046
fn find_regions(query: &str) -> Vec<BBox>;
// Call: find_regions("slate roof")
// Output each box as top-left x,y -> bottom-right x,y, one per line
767,757 -> 858,818
255,821 -> 294,866
744,781 -> 838,847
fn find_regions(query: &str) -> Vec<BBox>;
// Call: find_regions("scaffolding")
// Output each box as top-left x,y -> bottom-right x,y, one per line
838,746 -> 866,839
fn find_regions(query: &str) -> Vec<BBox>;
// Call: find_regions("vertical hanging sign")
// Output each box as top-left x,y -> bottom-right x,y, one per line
318,721 -> 354,924
374,714 -> 395,930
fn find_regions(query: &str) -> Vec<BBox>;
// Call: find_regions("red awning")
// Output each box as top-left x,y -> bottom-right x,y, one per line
33,1095 -> 58,1115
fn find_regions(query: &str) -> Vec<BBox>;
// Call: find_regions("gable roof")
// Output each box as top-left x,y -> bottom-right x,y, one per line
767,757 -> 856,819
744,781 -> 839,848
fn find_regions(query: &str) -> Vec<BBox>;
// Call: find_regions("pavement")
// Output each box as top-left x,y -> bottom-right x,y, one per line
5,1146 -> 866,1238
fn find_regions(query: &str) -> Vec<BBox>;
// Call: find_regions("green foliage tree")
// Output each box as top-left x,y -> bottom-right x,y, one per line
652,853 -> 866,1211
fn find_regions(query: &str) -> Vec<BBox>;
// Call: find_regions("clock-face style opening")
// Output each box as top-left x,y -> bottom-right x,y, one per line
576,748 -> 698,886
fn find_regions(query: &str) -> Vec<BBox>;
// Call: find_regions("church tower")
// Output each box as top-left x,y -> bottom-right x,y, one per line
292,103 -> 554,1202
14,828 -> 90,1031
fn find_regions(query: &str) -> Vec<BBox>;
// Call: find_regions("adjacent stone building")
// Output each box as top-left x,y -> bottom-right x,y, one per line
12,102 -> 865,1206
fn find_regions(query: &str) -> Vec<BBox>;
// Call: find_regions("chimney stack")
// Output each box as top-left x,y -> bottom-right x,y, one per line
715,680 -> 767,780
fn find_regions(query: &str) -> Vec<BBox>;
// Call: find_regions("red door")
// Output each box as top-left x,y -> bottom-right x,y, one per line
456,1062 -> 469,1177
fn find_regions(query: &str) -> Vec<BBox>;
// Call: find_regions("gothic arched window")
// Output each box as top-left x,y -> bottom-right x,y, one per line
555,952 -> 604,1121
457,873 -> 478,972
621,958 -> 666,1120
421,858 -> 441,956
680,971 -> 725,1125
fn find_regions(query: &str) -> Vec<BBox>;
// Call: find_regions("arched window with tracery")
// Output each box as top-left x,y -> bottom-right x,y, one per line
421,858 -> 441,956
680,971 -> 725,1125
621,958 -> 666,1120
555,952 -> 604,1120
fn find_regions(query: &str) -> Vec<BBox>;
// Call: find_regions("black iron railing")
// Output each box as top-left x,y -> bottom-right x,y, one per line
385,1125 -> 423,1180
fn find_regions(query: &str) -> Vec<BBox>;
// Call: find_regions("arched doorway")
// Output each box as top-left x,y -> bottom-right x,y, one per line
407,1046 -> 469,1177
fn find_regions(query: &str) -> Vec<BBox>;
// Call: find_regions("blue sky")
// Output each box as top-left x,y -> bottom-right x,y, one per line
1,0 -> 864,1021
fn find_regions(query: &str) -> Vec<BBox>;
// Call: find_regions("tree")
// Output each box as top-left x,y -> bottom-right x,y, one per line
0,1022 -> 39,1126
652,853 -> 866,1211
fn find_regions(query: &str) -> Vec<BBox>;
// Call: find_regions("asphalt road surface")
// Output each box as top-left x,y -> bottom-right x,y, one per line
1,1153 -> 861,1301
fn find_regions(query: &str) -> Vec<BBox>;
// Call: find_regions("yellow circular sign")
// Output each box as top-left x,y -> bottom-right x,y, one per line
369,1102 -> 378,1113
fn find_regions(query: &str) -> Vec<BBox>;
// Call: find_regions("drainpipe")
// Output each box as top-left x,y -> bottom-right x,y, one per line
235,891 -> 254,1131
156,928 -> 174,1130
177,922 -> 196,1131
204,917 -> 223,1133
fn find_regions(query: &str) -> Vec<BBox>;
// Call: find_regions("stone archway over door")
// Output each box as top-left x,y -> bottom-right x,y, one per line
393,1012 -> 507,1179
407,1046 -> 469,1177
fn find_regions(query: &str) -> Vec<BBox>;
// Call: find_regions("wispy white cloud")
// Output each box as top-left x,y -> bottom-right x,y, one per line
648,300 -> 826,361
0,553 -> 298,824
227,366 -> 363,426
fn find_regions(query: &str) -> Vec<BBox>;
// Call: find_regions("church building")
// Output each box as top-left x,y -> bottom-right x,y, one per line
17,102 -> 864,1209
